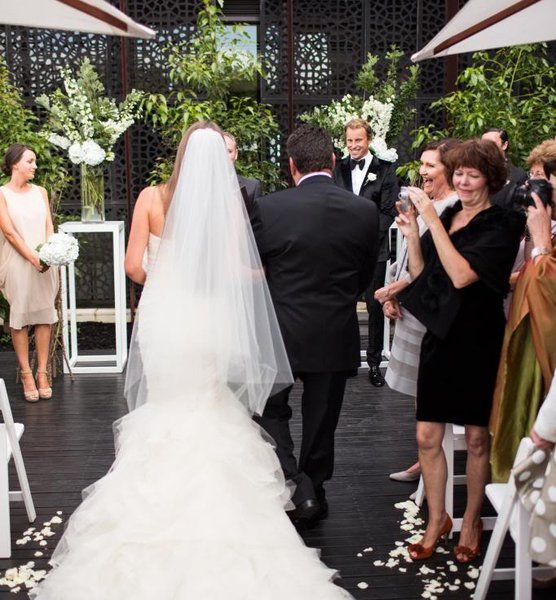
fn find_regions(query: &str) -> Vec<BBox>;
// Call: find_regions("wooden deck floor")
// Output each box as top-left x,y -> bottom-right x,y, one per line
0,349 -> 553,599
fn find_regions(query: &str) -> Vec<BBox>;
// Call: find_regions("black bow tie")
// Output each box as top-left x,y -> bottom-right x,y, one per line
350,158 -> 366,170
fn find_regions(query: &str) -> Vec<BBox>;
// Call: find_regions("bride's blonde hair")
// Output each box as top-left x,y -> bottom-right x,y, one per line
164,121 -> 224,210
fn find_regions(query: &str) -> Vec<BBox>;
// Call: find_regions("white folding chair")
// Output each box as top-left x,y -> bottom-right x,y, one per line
413,424 -> 496,536
475,437 -> 554,600
0,378 -> 36,558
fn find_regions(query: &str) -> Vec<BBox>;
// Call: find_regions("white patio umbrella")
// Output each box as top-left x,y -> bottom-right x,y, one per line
0,0 -> 155,39
412,0 -> 555,62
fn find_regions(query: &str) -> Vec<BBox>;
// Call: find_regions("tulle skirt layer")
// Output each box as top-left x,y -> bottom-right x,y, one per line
31,387 -> 352,600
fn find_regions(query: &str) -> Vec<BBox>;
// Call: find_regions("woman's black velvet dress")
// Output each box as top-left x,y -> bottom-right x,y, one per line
399,202 -> 525,427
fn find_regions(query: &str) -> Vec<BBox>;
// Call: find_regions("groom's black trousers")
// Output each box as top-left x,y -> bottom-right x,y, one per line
255,371 -> 348,506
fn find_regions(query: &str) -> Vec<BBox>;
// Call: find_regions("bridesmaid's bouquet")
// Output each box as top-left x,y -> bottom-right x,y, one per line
36,232 -> 79,268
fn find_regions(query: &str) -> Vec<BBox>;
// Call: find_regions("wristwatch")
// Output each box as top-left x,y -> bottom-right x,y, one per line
531,246 -> 550,260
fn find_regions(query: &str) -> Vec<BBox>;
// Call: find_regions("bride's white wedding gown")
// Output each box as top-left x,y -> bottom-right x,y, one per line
31,236 -> 352,600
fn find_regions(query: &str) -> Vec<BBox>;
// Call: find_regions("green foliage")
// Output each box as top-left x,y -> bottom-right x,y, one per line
0,56 -> 69,211
0,292 -> 9,323
356,45 -> 420,142
144,0 -> 281,190
404,44 -> 556,171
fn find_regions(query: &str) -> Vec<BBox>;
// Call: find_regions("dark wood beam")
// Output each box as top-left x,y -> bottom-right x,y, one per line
445,0 -> 460,93
56,0 -> 129,33
435,0 -> 542,55
118,0 -> 136,315
286,0 -> 294,136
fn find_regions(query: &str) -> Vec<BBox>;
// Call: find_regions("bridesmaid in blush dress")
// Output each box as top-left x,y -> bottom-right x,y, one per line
0,144 -> 59,402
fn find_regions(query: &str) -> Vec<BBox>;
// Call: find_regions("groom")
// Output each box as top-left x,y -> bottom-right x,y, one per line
251,124 -> 378,528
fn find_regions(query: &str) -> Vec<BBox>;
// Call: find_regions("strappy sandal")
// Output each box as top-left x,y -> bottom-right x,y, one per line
20,370 -> 40,402
454,519 -> 483,563
36,370 -> 53,400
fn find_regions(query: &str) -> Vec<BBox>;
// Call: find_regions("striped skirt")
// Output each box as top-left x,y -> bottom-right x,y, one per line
385,308 -> 426,398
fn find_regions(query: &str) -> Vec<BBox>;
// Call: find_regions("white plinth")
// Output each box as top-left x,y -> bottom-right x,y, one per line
60,221 -> 128,373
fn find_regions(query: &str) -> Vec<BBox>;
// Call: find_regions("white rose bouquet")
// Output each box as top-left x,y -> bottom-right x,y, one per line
37,232 -> 79,268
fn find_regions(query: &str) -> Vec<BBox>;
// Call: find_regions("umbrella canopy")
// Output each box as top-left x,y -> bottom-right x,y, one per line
412,0 -> 555,62
0,0 -> 155,39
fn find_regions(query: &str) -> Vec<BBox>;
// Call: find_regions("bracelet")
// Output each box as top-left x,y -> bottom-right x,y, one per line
531,246 -> 550,260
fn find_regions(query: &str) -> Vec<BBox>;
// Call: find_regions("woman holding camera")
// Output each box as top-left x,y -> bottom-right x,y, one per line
375,138 -> 460,482
0,144 -> 58,402
490,151 -> 556,483
396,139 -> 524,562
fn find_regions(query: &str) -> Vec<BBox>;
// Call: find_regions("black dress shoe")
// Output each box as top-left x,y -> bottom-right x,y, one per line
289,499 -> 320,524
291,499 -> 329,531
369,365 -> 385,387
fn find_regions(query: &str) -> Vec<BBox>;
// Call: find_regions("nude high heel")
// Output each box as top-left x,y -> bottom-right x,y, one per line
36,370 -> 52,400
20,370 -> 40,402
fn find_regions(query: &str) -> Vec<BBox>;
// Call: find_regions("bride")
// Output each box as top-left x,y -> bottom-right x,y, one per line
31,122 -> 353,599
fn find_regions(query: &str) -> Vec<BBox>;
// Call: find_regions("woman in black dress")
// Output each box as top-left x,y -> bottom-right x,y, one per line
397,139 -> 524,563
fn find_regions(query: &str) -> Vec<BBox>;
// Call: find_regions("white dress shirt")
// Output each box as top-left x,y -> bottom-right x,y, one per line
350,152 -> 372,196
297,172 -> 332,185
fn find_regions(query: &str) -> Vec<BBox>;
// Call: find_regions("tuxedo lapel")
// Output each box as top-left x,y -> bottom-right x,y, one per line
339,158 -> 353,192
360,155 -> 380,193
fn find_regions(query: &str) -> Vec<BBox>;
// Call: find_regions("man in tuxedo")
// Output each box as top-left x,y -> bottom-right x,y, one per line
223,132 -> 262,215
251,124 -> 378,527
481,127 -> 527,208
333,118 -> 398,387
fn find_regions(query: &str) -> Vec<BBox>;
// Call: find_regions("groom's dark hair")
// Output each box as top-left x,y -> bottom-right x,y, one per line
287,124 -> 334,175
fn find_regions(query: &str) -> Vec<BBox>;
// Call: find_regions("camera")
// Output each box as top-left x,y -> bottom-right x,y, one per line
511,178 -> 553,208
398,187 -> 413,212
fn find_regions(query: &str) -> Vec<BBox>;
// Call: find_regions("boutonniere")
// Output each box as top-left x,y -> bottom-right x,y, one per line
366,172 -> 377,184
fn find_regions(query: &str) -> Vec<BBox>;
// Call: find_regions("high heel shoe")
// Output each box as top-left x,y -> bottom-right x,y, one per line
35,370 -> 52,400
408,515 -> 453,561
20,370 -> 39,402
454,519 -> 483,563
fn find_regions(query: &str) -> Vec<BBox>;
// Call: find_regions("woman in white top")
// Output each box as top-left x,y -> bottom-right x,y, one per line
375,139 -> 460,482
0,144 -> 58,401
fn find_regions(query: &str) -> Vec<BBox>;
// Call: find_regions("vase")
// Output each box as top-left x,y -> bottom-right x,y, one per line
80,163 -> 105,222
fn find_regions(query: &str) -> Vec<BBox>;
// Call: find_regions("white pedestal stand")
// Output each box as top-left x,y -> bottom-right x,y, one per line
60,221 -> 128,373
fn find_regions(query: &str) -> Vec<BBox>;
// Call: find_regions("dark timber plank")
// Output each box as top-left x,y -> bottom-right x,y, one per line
0,350 -> 553,599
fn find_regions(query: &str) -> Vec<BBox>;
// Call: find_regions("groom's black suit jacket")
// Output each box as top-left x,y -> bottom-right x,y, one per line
333,155 -> 398,262
251,175 -> 379,373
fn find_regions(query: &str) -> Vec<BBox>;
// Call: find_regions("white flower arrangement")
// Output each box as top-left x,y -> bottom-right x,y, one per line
37,58 -> 143,167
37,232 -> 79,267
300,93 -> 399,163
370,136 -> 398,163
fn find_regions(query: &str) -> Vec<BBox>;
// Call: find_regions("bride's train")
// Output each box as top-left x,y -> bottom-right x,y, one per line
31,386 -> 352,599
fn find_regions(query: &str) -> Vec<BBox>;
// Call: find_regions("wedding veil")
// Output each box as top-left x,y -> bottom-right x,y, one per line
124,128 -> 292,415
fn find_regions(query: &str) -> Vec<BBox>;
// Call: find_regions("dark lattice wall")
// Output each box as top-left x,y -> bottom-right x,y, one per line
4,0 -> 533,306
261,0 -> 451,168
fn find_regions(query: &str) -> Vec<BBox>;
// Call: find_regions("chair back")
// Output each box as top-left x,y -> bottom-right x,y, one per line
0,379 -> 18,458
